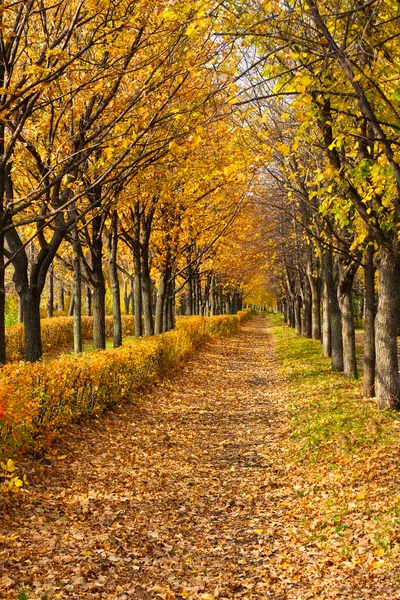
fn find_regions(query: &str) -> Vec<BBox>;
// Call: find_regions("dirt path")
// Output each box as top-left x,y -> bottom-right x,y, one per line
0,317 -> 397,599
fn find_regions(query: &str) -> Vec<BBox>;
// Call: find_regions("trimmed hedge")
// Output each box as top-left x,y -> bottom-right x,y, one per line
0,310 -> 254,460
5,315 -> 137,362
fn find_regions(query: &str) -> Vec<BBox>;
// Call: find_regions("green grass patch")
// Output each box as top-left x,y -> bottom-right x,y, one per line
268,314 -> 398,464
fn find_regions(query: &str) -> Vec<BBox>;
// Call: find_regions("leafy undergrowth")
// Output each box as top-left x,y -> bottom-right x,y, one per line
269,314 -> 400,593
1,315 -> 399,599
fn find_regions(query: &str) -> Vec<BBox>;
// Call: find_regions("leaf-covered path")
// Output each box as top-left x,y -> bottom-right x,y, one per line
0,317 -> 398,599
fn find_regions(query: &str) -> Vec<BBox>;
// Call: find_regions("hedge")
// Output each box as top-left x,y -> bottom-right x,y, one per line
0,309 -> 254,462
5,315 -> 137,363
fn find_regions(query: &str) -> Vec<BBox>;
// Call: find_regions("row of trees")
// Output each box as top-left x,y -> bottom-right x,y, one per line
1,0 -> 269,363
226,0 -> 400,408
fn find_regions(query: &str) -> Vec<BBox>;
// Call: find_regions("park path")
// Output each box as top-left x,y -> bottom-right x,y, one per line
0,317 -> 397,599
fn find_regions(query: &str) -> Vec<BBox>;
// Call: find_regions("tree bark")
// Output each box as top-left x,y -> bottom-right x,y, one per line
363,244 -> 376,397
306,260 -> 321,340
107,211 -> 122,348
375,248 -> 400,408
86,286 -> 92,317
322,249 -> 343,370
294,295 -> 302,335
59,286 -> 65,312
337,262 -> 358,378
72,223 -> 82,354
300,277 -> 312,338
93,284 -> 106,350
47,265 -> 54,318
21,288 -> 42,362
133,204 -> 142,337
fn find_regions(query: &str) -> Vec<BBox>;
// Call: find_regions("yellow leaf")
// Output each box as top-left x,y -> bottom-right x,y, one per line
277,143 -> 290,156
6,459 -> 15,473
369,560 -> 384,570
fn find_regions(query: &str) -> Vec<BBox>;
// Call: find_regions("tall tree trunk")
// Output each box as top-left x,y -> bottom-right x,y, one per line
210,277 -> 216,316
186,269 -> 193,315
155,273 -> 166,335
294,294 -> 302,335
86,286 -> 92,317
72,223 -> 82,354
141,262 -> 153,336
18,297 -> 23,324
21,288 -> 42,362
337,263 -> 358,378
322,249 -> 343,370
140,203 -> 155,336
47,265 -> 54,318
123,276 -> 132,316
321,275 -> 331,357
363,244 -> 376,397
90,215 -> 106,350
300,277 -> 312,338
166,277 -> 175,331
307,260 -> 321,340
133,204 -> 142,337
107,211 -> 122,348
59,286 -> 65,312
68,295 -> 75,317
93,284 -> 106,350
155,266 -> 169,334
375,248 -> 400,408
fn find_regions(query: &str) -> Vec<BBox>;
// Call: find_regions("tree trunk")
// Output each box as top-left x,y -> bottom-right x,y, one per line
155,267 -> 168,334
86,286 -> 92,317
337,263 -> 358,378
133,206 -> 142,337
294,295 -> 302,335
18,297 -> 23,324
90,215 -> 106,350
107,211 -> 122,348
375,248 -> 400,408
93,284 -> 106,350
47,265 -> 54,318
141,263 -> 154,336
59,286 -> 65,312
321,276 -> 331,357
123,277 -> 132,316
166,278 -> 175,331
186,269 -> 193,315
322,249 -> 343,370
363,244 -> 376,397
68,295 -> 74,317
307,262 -> 321,340
300,278 -> 312,338
72,225 -> 82,354
21,288 -> 42,362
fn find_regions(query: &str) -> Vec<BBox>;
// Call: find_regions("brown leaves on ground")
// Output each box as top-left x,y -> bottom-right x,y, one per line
1,316 -> 399,599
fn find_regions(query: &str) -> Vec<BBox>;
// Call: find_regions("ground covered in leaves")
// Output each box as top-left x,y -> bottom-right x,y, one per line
1,316 -> 400,599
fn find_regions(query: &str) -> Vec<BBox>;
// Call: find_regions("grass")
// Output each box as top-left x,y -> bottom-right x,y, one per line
268,313 -> 398,464
268,314 -> 400,567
